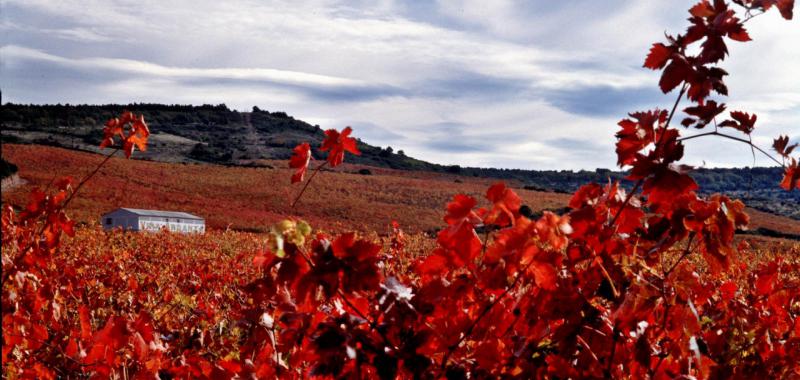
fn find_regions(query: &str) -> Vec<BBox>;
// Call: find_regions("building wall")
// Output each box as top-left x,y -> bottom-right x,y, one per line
101,211 -> 136,231
102,212 -> 205,233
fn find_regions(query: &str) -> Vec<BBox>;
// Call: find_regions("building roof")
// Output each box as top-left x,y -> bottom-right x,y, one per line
105,208 -> 204,220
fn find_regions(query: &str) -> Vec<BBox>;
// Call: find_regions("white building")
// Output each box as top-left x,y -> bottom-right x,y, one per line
101,208 -> 205,233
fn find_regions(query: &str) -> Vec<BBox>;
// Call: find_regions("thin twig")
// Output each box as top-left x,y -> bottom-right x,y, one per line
677,131 -> 784,167
291,161 -> 328,209
664,233 -> 696,278
62,148 -> 121,210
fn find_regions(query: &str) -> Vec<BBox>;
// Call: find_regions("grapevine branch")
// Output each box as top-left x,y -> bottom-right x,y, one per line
677,131 -> 784,167
63,147 -> 121,210
664,232 -> 696,278
291,161 -> 327,208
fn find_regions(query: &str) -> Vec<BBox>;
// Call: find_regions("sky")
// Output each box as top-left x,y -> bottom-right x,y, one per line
1,0 -> 798,170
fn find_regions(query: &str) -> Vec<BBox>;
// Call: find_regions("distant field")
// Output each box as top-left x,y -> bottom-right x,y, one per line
1,144 -> 566,233
2,144 -> 798,238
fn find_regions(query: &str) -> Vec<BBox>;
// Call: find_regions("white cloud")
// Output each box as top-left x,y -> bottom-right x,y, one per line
0,21 -> 111,42
1,45 -> 378,89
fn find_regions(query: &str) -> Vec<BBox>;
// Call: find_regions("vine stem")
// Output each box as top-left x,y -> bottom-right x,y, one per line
663,232 -> 696,278
677,131 -> 784,167
62,148 -> 120,210
605,85 -> 688,374
291,161 -> 328,209
606,326 -> 619,377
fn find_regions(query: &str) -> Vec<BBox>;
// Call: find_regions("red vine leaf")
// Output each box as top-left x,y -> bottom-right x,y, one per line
331,233 -> 383,293
483,182 -> 521,227
615,110 -> 666,167
644,43 -> 673,69
289,142 -> 313,183
320,126 -> 361,167
438,195 -> 482,266
755,261 -> 779,296
773,135 -> 798,158
642,165 -> 698,209
780,158 -> 800,191
659,55 -> 692,93
682,101 -> 726,128
718,111 -> 756,134
123,115 -> 151,158
100,111 -> 150,158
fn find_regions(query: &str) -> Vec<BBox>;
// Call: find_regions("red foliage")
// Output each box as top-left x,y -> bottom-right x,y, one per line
682,100 -> 726,129
718,110 -> 756,134
774,134 -> 798,158
289,142 -> 312,183
780,158 -> 800,190
482,182 -> 522,227
3,1 -> 800,379
320,126 -> 361,167
100,110 -> 151,158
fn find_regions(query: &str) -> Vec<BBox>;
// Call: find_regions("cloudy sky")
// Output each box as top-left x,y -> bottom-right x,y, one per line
2,0 -> 798,170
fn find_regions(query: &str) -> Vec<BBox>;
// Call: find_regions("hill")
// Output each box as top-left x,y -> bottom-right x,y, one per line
1,103 -> 438,170
2,144 -> 798,239
2,103 -> 797,219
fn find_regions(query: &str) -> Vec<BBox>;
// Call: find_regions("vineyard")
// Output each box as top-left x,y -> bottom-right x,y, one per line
4,144 -> 798,237
3,1 -> 800,379
0,143 -> 567,234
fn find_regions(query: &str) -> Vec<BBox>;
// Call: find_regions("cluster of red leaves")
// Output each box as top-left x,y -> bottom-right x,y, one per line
640,0 -> 798,192
100,110 -> 151,159
774,135 -> 800,190
1,123 -> 154,378
2,1 -> 800,379
1,178 -> 77,378
289,127 -> 361,184
210,177 -> 796,378
2,219 -> 265,379
232,9 -> 800,372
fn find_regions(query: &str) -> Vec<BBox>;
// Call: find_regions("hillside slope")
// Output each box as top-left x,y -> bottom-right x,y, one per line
0,144 -> 559,233
2,144 -> 798,238
1,103 -> 437,170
